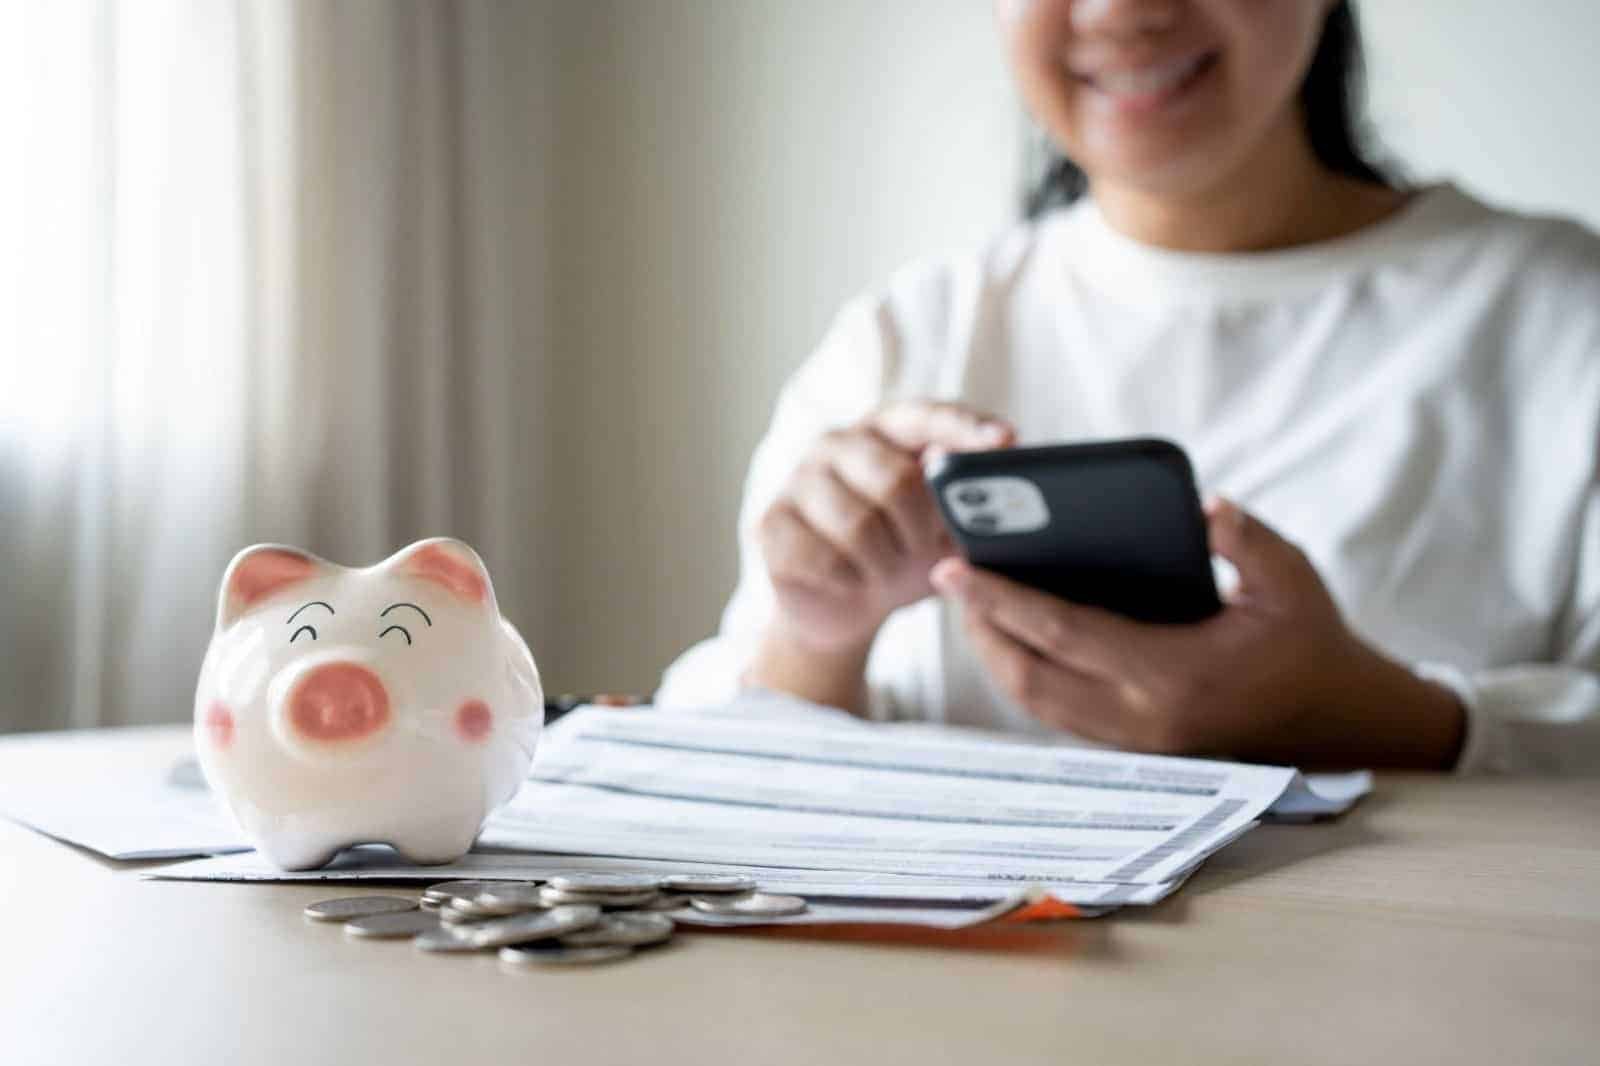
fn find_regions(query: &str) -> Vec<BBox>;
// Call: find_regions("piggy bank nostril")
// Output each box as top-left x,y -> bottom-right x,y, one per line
288,663 -> 390,743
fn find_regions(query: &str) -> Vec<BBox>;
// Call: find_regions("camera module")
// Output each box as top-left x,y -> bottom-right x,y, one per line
955,486 -> 989,507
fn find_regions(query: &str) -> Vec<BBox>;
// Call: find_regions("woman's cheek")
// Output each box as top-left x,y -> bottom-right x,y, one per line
994,0 -> 1039,28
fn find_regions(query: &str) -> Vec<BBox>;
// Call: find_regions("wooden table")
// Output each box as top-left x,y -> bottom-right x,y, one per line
1,726 -> 1596,1066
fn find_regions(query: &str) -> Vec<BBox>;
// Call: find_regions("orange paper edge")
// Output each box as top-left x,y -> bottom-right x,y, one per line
1001,897 -> 1084,922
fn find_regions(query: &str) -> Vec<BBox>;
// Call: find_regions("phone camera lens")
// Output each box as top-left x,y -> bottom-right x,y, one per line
967,513 -> 999,533
956,487 -> 989,507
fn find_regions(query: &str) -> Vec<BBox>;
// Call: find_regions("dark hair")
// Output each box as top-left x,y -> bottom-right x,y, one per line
1024,1 -> 1386,219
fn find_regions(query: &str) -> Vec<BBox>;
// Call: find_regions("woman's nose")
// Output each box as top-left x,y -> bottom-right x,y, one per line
1071,0 -> 1181,40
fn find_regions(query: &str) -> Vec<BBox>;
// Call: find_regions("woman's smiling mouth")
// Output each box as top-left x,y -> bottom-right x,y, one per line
1071,49 -> 1220,111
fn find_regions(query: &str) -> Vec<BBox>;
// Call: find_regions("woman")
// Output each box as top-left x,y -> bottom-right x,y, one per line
658,0 -> 1600,773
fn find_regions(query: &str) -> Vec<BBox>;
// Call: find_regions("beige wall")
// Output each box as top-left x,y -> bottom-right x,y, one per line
1361,0 -> 1600,231
539,0 -> 1019,695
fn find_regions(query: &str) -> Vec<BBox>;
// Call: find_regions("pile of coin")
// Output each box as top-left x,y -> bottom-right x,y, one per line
303,872 -> 808,969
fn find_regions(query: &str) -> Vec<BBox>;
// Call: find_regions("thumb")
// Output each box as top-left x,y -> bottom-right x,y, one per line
873,401 -> 1014,454
1205,497 -> 1318,606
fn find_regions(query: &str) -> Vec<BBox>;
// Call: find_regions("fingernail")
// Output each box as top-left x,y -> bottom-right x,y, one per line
930,558 -> 968,594
978,423 -> 1010,445
1205,494 -> 1234,521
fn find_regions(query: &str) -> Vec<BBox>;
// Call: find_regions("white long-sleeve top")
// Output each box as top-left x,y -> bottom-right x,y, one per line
658,186 -> 1600,775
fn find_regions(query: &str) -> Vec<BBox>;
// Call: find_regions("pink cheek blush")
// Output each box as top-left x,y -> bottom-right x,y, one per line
204,701 -> 236,750
454,699 -> 493,743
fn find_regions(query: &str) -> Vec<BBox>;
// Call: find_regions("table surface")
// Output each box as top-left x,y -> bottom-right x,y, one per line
1,725 -> 1597,1066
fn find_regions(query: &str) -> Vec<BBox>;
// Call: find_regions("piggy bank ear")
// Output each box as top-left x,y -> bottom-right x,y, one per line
387,538 -> 497,610
216,545 -> 324,631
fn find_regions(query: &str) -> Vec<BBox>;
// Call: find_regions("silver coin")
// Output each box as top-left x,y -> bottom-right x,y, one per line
304,896 -> 418,922
638,892 -> 695,912
499,943 -> 633,967
414,926 -> 485,953
463,904 -> 602,949
475,883 -> 549,911
539,885 -> 659,909
459,895 -> 536,917
560,912 -> 675,948
592,893 -> 663,910
438,902 -> 495,925
547,872 -> 662,892
344,910 -> 442,939
660,873 -> 757,894
419,896 -> 444,911
444,895 -> 506,919
689,892 -> 807,918
421,880 -> 502,903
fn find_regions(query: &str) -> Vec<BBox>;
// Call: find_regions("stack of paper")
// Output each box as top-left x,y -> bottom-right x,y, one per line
0,736 -> 247,860
149,701 -> 1369,924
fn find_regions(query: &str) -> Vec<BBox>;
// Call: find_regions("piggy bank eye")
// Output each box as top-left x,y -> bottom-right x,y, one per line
377,602 -> 430,648
285,601 -> 334,645
378,624 -> 412,646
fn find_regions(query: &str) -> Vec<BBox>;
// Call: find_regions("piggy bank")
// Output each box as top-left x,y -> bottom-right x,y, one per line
193,538 -> 542,870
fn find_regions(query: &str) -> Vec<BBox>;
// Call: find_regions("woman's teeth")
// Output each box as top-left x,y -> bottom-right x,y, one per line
1086,54 -> 1208,98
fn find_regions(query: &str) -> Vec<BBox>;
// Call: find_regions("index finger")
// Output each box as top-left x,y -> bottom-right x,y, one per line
871,401 -> 1015,454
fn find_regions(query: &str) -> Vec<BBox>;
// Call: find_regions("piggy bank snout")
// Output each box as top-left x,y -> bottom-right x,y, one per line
282,661 -> 391,745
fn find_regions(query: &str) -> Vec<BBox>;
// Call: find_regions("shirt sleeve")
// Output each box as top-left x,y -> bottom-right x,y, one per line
1419,443 -> 1600,775
655,294 -> 898,714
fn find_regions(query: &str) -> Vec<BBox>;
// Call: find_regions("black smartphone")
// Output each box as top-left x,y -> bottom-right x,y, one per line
926,437 -> 1221,624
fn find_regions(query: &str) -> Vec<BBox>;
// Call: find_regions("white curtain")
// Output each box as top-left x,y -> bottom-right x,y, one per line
0,0 -> 554,731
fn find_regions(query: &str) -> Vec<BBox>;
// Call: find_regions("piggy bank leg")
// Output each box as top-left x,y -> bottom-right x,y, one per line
387,818 -> 483,866
258,838 -> 345,872
388,833 -> 479,865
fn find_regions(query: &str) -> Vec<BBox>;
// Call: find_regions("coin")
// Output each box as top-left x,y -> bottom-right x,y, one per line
463,904 -> 602,949
689,892 -> 807,918
539,885 -> 659,909
560,913 -> 674,948
414,926 -> 484,953
438,904 -> 473,924
460,896 -> 535,917
443,896 -> 505,920
546,872 -> 662,893
304,896 -> 418,922
421,880 -> 502,903
639,892 -> 695,912
499,943 -> 633,967
344,910 -> 442,939
475,883 -> 549,911
439,902 -> 499,925
660,873 -> 757,894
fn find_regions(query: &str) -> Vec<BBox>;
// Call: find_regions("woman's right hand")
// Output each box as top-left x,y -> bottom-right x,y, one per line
755,400 -> 1015,654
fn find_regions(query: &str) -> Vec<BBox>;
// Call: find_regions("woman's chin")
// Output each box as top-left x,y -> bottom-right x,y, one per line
1078,139 -> 1240,201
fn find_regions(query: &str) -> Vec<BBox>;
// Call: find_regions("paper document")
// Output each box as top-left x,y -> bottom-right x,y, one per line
1267,771 -> 1374,821
0,697 -> 1376,877
5,697 -> 1366,933
0,784 -> 246,860
150,845 -> 1179,908
475,705 -> 1305,886
0,731 -> 248,860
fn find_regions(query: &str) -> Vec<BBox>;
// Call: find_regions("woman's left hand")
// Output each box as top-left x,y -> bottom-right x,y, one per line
930,498 -> 1467,769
